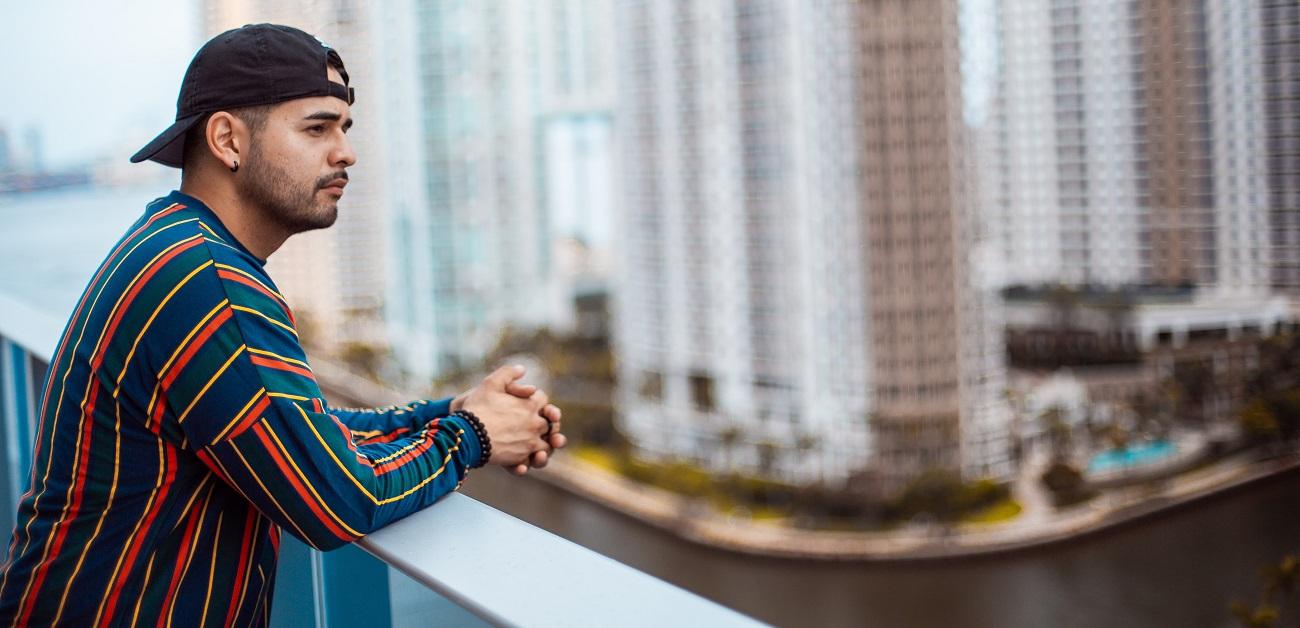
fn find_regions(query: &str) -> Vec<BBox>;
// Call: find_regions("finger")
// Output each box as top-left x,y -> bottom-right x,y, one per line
506,382 -> 537,398
548,432 -> 568,450
511,463 -> 529,476
486,364 -> 526,388
535,415 -> 551,437
530,450 -> 550,468
530,389 -> 549,411
541,404 -> 562,422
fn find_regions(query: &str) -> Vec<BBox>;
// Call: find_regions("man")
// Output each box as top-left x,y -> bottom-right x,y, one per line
0,23 -> 565,626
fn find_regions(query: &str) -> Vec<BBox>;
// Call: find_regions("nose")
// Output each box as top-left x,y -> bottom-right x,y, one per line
332,133 -> 357,168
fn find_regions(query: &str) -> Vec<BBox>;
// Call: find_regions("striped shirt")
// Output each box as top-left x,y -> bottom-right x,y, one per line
0,190 -> 484,626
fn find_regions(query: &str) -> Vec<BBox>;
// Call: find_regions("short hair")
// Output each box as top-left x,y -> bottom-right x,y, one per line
181,105 -> 274,171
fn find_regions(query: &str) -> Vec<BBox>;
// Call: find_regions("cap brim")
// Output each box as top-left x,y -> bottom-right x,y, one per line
129,113 -> 204,168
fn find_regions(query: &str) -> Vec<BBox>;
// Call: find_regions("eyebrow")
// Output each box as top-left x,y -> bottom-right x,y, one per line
304,110 -> 353,131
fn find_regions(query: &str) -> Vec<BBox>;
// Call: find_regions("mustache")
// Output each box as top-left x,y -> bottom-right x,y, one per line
316,171 -> 349,188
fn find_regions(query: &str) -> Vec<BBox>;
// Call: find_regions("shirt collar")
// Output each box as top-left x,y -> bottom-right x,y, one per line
161,189 -> 268,267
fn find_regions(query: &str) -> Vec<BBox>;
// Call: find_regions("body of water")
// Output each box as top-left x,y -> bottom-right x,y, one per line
466,466 -> 1300,628
0,182 -> 173,319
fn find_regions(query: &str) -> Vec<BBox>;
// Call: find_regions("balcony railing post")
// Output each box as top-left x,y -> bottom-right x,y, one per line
0,337 -> 38,528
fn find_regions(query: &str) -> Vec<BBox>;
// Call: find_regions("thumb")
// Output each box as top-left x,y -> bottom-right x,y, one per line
485,364 -> 526,388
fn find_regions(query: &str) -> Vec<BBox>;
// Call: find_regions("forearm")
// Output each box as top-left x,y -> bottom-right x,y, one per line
196,401 -> 482,550
329,397 -> 455,437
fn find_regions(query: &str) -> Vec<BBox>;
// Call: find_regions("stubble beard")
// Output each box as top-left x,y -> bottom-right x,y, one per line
239,144 -> 341,234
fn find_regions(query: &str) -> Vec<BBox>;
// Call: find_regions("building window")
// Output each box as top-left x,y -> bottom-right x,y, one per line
690,371 -> 715,412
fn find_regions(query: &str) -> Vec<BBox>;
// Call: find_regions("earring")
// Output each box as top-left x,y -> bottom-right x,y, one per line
230,161 -> 239,173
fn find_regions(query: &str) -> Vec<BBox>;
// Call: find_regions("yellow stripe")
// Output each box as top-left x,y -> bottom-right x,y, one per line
166,491 -> 214,628
146,299 -> 229,420
13,216 -> 199,611
372,436 -> 428,464
210,388 -> 268,445
295,404 -> 379,503
49,403 -> 125,623
113,259 -> 215,397
93,440 -> 179,625
197,511 -> 224,628
229,442 -> 313,543
129,553 -> 158,627
197,220 -> 226,243
215,263 -> 288,302
177,345 -> 247,424
232,305 -> 298,337
383,440 -> 461,505
232,525 -> 257,621
81,233 -> 206,396
297,404 -> 463,506
268,392 -> 310,401
248,347 -> 311,369
262,424 -> 363,537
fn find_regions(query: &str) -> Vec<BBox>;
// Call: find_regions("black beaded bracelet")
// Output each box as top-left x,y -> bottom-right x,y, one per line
452,410 -> 491,468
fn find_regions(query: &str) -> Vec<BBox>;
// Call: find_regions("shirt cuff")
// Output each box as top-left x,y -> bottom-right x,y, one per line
439,413 -> 486,469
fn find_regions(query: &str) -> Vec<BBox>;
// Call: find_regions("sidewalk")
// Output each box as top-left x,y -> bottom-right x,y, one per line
530,447 -> 1300,561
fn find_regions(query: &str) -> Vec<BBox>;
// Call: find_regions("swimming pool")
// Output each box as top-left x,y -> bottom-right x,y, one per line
1087,439 -> 1177,474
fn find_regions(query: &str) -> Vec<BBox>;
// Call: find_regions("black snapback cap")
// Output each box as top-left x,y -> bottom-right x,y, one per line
131,23 -> 355,168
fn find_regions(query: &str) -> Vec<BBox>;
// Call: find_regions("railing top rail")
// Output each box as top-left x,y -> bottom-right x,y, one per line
358,493 -> 763,628
0,293 -> 61,361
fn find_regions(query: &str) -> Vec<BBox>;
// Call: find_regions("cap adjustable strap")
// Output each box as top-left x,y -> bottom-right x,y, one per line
327,82 -> 356,105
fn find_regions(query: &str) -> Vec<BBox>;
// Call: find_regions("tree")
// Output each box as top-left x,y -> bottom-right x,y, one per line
1039,460 -> 1093,508
1239,399 -> 1281,444
1231,553 -> 1299,628
1040,405 -> 1073,462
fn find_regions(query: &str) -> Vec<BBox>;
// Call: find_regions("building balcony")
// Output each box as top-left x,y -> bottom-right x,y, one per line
0,292 -> 760,627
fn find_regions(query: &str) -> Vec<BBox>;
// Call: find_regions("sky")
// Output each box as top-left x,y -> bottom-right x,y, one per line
0,0 -> 198,169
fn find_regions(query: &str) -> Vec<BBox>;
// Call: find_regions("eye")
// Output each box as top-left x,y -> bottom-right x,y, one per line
306,124 -> 327,135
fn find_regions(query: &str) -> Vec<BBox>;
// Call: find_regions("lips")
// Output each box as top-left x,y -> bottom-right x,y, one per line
321,178 -> 347,196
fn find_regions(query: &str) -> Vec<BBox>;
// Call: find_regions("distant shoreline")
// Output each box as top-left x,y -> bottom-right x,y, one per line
308,357 -> 1300,562
529,448 -> 1300,562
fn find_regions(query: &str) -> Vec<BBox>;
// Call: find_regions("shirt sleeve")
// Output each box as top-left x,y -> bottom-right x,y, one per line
155,260 -> 482,550
328,397 -> 455,445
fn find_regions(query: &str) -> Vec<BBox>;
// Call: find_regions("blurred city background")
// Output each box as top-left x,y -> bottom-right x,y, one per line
1,1 -> 1299,626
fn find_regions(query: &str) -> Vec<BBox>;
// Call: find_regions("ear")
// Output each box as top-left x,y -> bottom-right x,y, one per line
205,112 -> 246,171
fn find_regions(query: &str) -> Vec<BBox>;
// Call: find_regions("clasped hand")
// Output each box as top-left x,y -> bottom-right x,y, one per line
451,364 -> 566,476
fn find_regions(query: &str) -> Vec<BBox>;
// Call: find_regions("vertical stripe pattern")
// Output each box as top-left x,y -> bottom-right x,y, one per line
0,191 -> 479,626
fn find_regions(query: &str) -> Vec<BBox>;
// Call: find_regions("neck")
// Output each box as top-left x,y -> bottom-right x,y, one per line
180,170 -> 290,260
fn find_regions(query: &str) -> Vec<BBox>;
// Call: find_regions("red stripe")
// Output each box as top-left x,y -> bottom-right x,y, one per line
96,445 -> 178,627
151,308 -> 235,428
358,427 -> 411,445
249,355 -> 313,379
223,395 -> 271,443
223,508 -> 258,628
251,424 -> 354,544
155,500 -> 205,628
311,398 -> 324,413
215,269 -> 293,322
30,230 -> 197,612
1,204 -> 186,575
373,436 -> 437,475
31,204 -> 187,455
16,410 -> 99,625
330,419 -> 372,467
194,449 -> 231,485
